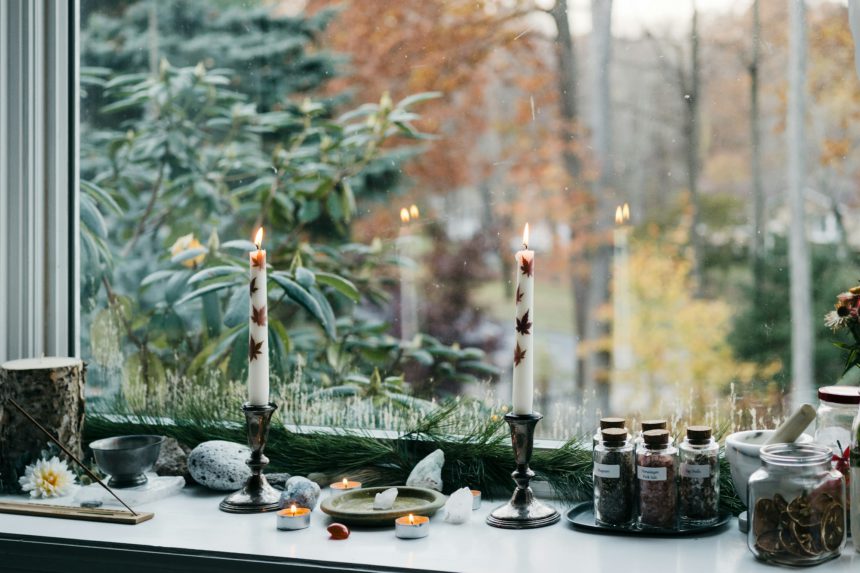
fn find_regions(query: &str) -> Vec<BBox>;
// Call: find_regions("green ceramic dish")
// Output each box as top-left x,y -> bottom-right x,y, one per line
319,486 -> 446,526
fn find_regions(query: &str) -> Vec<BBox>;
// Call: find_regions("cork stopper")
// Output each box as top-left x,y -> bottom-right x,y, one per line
641,419 -> 667,432
686,425 -> 712,444
599,417 -> 626,430
601,427 -> 628,444
643,429 -> 670,448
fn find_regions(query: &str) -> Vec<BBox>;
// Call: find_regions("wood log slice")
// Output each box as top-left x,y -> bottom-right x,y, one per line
0,358 -> 85,489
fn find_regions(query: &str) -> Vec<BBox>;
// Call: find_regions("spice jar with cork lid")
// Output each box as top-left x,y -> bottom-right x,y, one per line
679,425 -> 720,526
593,427 -> 636,527
637,429 -> 678,529
593,417 -> 628,448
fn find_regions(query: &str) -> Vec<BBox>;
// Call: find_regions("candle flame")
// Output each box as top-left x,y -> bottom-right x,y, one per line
254,227 -> 264,249
522,223 -> 529,249
615,203 -> 631,225
408,514 -> 415,525
409,204 -> 420,220
400,208 -> 411,224
290,504 -> 297,516
342,478 -> 348,487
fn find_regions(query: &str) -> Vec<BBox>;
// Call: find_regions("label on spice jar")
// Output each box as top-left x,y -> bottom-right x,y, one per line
637,466 -> 667,481
680,463 -> 710,478
593,463 -> 621,478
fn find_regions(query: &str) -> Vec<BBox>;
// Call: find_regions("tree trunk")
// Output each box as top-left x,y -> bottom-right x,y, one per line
788,0 -> 814,409
750,0 -> 765,304
685,6 -> 703,294
0,358 -> 86,490
551,0 -> 580,180
550,0 -> 585,394
583,0 -> 614,416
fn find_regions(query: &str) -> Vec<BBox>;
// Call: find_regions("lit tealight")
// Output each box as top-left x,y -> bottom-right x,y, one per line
330,478 -> 362,493
470,489 -> 482,510
277,504 -> 311,531
395,513 -> 430,539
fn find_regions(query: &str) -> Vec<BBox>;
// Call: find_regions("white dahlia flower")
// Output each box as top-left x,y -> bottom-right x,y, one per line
18,456 -> 76,498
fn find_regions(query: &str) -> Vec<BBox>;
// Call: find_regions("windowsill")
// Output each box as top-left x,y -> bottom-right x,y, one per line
1,487 -> 857,572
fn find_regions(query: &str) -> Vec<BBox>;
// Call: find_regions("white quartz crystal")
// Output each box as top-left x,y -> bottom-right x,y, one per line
406,449 -> 444,491
373,487 -> 399,510
73,475 -> 185,507
443,487 -> 473,524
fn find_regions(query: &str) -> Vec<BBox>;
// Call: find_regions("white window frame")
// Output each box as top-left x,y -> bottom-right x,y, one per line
0,0 -> 79,363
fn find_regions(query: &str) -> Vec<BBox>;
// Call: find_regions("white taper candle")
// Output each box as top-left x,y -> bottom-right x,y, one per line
512,223 -> 534,415
248,227 -> 269,406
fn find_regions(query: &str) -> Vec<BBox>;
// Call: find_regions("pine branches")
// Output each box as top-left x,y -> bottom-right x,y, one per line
83,406 -> 743,512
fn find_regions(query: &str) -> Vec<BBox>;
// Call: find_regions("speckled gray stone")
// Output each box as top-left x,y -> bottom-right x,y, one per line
280,476 -> 321,509
154,437 -> 192,483
187,440 -> 252,491
406,449 -> 444,492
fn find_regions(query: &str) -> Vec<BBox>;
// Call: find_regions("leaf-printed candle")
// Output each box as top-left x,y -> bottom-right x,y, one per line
248,227 -> 269,406
512,223 -> 534,415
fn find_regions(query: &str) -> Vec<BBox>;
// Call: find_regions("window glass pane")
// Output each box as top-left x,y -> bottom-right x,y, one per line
79,0 -> 857,438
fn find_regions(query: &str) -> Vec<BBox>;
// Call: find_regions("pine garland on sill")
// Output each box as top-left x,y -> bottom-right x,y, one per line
82,403 -> 744,515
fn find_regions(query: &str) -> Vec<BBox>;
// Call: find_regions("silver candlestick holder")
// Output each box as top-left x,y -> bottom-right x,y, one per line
219,402 -> 281,513
487,412 -> 560,529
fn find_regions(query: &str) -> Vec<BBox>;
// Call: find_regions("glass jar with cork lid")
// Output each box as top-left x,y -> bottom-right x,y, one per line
593,427 -> 636,527
678,425 -> 720,526
637,429 -> 678,529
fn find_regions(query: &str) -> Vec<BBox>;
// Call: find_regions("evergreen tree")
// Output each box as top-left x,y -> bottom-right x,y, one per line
730,239 -> 854,392
81,0 -> 338,119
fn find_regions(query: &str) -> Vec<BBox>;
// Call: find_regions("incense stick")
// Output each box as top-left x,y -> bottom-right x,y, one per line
9,398 -> 138,516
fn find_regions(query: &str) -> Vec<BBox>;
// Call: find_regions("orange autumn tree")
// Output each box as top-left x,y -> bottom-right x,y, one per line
306,0 -> 589,272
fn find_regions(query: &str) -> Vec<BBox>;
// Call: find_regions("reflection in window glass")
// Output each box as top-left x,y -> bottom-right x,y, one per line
79,0 -> 858,438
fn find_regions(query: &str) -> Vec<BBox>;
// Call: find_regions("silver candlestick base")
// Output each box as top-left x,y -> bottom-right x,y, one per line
219,402 -> 281,513
486,412 -> 560,529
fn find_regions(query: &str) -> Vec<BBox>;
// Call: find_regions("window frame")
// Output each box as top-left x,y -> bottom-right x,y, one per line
0,0 -> 79,362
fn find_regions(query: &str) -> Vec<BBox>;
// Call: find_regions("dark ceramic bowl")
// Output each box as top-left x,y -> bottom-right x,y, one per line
89,435 -> 164,488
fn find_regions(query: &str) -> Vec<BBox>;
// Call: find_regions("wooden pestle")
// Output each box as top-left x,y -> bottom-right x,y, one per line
763,403 -> 816,446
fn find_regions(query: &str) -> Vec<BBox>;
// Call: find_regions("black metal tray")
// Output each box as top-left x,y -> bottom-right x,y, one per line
565,502 -> 732,537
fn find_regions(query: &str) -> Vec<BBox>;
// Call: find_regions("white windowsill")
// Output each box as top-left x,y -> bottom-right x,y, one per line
1,487 -> 857,572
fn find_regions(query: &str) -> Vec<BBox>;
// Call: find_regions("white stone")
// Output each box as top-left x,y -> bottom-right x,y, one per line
187,440 -> 252,491
406,449 -> 444,492
373,487 -> 399,510
443,487 -> 473,524
280,476 -> 321,509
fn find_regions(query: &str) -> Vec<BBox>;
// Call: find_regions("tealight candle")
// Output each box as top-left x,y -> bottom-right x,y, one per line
277,504 -> 311,530
330,478 -> 362,493
395,514 -> 430,539
470,489 -> 482,510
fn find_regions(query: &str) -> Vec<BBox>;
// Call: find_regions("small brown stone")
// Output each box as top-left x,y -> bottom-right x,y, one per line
327,523 -> 350,540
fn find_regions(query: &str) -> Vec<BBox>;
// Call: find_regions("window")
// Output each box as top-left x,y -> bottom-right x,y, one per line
79,0 -> 859,438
